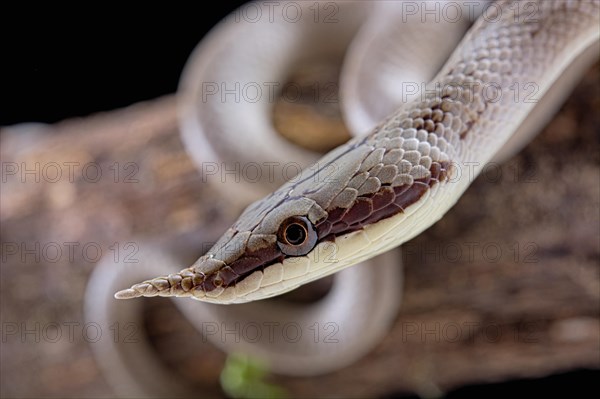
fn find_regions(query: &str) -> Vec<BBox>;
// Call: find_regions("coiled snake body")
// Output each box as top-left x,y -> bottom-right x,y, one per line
86,0 -> 600,395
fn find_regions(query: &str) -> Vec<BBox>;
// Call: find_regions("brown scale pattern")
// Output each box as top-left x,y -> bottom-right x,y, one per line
316,161 -> 451,239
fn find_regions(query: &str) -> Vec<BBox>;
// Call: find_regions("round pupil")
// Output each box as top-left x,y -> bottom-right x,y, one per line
285,223 -> 306,245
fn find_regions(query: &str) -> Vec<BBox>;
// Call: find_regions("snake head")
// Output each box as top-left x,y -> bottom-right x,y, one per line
114,140 -> 367,303
114,186 -> 335,303
114,195 -> 335,303
115,132 -> 452,303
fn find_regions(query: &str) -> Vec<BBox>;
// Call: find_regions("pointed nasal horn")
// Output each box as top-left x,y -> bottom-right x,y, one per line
114,267 -> 207,299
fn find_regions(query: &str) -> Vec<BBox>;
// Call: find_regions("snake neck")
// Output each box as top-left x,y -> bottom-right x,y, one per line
366,0 -> 599,177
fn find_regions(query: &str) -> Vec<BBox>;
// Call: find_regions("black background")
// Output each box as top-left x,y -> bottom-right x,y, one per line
1,3 -> 245,126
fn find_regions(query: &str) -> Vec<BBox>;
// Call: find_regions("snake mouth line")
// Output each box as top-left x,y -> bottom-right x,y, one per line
201,255 -> 285,292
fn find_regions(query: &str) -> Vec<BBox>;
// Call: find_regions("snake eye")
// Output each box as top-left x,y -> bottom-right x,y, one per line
277,216 -> 318,256
285,223 -> 306,245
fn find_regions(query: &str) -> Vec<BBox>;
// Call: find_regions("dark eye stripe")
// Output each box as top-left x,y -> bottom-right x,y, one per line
316,160 -> 452,239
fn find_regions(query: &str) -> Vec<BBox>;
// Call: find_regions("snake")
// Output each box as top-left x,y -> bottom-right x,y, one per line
85,0 -> 600,393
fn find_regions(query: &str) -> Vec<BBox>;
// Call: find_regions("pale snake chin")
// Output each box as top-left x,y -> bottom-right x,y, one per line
85,1 -> 600,396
